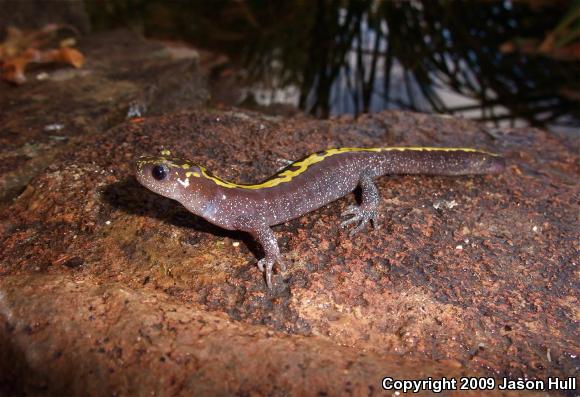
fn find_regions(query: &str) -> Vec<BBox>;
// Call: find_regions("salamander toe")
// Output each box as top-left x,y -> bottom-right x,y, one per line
257,256 -> 286,289
340,206 -> 379,236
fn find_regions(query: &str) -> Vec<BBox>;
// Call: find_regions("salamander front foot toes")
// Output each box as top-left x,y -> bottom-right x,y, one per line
277,257 -> 287,272
340,206 -> 379,236
257,258 -> 265,272
257,257 -> 286,289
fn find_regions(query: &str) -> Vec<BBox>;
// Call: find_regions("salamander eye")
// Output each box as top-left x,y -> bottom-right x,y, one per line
152,165 -> 168,181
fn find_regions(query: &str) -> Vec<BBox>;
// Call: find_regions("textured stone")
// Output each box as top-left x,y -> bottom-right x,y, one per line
0,31 -> 576,397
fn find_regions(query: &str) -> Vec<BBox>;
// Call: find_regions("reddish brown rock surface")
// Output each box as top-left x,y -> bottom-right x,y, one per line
0,29 -> 207,206
0,32 -> 577,397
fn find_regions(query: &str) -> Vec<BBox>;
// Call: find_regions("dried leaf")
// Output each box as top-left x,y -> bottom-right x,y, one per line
0,24 -> 85,84
56,47 -> 85,68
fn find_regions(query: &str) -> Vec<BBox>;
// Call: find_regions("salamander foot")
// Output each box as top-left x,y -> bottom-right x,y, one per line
257,256 -> 286,289
340,205 -> 379,236
247,224 -> 287,289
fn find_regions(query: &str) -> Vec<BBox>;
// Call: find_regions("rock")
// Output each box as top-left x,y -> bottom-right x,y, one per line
0,29 -> 209,206
0,30 -> 576,396
0,274 -> 492,396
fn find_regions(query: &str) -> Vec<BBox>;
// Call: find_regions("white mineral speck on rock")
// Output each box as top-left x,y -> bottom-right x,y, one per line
44,123 -> 64,131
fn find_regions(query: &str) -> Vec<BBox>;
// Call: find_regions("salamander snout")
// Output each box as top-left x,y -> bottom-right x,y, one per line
135,155 -> 204,202
134,156 -> 183,201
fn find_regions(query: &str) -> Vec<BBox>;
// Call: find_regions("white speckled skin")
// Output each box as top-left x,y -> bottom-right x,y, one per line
135,148 -> 504,288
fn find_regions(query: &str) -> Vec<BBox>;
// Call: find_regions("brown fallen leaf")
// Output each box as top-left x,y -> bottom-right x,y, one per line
0,48 -> 38,84
0,24 -> 84,85
40,47 -> 85,68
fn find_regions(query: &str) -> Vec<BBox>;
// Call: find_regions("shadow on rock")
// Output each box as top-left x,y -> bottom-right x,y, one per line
101,178 -> 262,258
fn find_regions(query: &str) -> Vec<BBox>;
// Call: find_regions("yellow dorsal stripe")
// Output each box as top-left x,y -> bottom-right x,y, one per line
199,147 -> 497,190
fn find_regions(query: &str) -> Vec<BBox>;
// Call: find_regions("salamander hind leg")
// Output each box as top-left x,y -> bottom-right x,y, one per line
340,173 -> 381,236
245,222 -> 286,289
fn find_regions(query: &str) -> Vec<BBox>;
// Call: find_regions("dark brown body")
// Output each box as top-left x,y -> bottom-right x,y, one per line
135,147 -> 505,288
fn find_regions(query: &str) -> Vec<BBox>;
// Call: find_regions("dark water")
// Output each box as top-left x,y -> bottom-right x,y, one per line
89,0 -> 580,135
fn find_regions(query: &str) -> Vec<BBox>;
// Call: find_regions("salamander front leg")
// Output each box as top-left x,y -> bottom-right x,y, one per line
249,225 -> 286,289
341,173 -> 380,236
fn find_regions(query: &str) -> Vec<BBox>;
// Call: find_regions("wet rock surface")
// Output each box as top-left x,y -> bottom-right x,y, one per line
0,274 -> 497,396
0,32 -> 578,396
0,29 -> 207,206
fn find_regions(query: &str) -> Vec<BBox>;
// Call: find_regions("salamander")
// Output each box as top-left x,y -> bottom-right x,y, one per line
135,147 -> 505,288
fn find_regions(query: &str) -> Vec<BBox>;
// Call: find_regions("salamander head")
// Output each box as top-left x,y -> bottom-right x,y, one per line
135,154 -> 202,202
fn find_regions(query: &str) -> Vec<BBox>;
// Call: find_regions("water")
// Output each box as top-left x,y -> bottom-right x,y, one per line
88,0 -> 580,135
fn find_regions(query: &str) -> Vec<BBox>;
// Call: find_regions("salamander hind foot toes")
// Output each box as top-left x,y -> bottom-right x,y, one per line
340,206 -> 379,236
